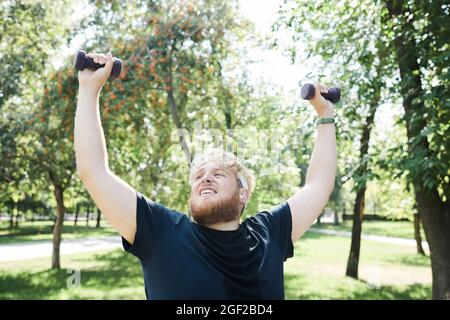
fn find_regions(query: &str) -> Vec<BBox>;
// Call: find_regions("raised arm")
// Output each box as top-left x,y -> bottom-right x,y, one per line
74,52 -> 137,244
287,83 -> 337,243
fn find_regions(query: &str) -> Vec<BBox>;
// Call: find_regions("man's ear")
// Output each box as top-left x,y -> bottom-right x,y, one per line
240,189 -> 249,204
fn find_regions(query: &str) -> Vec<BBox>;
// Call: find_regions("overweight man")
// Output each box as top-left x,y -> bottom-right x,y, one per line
74,52 -> 336,299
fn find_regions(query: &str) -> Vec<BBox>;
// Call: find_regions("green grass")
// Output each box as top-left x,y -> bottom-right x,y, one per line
0,220 -> 117,244
283,231 -> 431,299
0,231 -> 431,299
313,220 -> 426,240
0,249 -> 145,300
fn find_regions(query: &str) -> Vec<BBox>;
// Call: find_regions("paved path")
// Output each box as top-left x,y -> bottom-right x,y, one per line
308,227 -> 429,250
0,236 -> 122,262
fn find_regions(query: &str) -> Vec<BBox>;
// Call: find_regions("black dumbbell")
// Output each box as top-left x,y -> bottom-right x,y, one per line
301,83 -> 341,104
74,50 -> 122,78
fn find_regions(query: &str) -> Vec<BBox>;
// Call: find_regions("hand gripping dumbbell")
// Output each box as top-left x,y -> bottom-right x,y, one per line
74,50 -> 122,78
301,83 -> 341,104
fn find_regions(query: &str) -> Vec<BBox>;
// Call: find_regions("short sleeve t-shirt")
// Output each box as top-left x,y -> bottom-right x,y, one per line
122,192 -> 294,300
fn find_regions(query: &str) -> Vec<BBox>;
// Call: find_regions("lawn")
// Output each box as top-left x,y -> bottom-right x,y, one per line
0,220 -> 117,244
313,220 -> 426,240
284,231 -> 431,299
0,231 -> 431,299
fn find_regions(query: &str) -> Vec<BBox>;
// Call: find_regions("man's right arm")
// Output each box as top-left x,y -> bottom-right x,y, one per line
74,52 -> 137,244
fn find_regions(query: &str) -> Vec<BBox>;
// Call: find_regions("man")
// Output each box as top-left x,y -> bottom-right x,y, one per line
75,52 -> 336,299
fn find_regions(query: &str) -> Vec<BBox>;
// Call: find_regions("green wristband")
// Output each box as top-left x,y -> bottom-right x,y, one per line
317,117 -> 335,126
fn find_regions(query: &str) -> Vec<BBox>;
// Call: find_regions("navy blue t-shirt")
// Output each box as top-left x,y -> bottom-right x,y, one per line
122,192 -> 294,300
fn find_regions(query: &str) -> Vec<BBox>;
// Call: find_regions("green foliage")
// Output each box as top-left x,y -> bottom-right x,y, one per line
275,0 -> 393,214
0,0 -> 75,108
380,0 -> 450,200
3,0 -> 445,253
0,0 -> 79,217
276,0 -> 449,207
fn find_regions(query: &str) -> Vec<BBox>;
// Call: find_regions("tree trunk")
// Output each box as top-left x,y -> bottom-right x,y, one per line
346,187 -> 366,278
165,49 -> 191,165
334,210 -> 339,225
96,207 -> 101,228
74,203 -> 79,227
414,212 -> 426,256
224,107 -> 235,154
167,89 -> 191,164
14,210 -> 19,228
346,82 -> 379,279
9,206 -> 14,229
416,191 -> 450,300
385,0 -> 450,299
51,182 -> 65,269
86,208 -> 90,227
225,112 -> 232,130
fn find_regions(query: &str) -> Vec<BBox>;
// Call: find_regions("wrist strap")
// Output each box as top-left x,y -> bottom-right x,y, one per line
317,117 -> 335,126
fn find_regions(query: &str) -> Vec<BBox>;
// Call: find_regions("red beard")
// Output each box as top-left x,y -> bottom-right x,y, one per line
189,188 -> 241,225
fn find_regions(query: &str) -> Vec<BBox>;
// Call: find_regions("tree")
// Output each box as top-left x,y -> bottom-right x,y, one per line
0,0 -> 75,208
0,0 -> 74,109
383,0 -> 450,299
278,0 -> 449,299
275,0 -> 392,278
25,68 -> 78,269
0,0 -> 80,268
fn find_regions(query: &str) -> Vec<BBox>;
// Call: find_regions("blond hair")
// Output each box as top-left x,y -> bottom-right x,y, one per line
189,148 -> 256,197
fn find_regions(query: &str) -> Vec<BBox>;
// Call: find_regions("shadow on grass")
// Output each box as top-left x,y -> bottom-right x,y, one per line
386,254 -> 431,268
0,224 -> 53,237
0,223 -> 117,244
284,273 -> 431,300
312,223 -> 350,232
312,221 -> 422,240
0,250 -> 143,299
0,269 -> 70,299
301,231 -> 333,240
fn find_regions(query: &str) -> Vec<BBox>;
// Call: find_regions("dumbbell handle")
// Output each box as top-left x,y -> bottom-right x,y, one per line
301,83 -> 341,104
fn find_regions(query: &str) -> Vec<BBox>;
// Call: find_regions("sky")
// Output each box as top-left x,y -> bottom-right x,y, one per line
239,0 -> 304,93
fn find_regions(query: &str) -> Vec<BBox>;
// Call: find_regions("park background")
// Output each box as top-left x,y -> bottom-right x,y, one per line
0,0 -> 449,300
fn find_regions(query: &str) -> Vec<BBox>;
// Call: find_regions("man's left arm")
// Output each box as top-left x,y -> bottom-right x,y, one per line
287,83 -> 337,243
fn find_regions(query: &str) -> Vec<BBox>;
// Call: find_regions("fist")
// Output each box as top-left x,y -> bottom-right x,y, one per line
309,83 -> 335,118
78,52 -> 114,92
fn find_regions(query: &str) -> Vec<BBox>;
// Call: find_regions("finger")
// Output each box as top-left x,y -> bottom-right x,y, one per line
93,54 -> 100,64
98,54 -> 106,64
102,52 -> 114,74
309,82 -> 326,105
313,81 -> 323,98
314,82 -> 329,95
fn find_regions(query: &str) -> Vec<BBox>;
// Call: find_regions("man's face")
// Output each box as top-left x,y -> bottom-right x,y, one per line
189,163 -> 243,225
